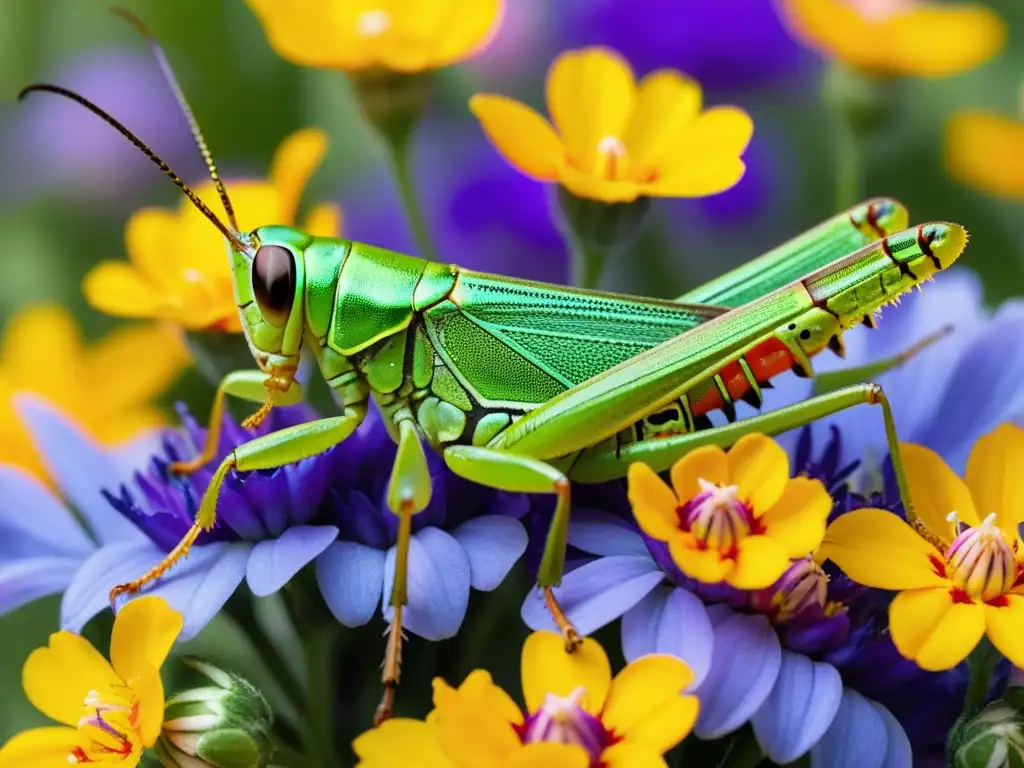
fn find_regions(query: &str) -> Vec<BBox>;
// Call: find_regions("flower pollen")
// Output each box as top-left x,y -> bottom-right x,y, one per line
680,478 -> 757,555
521,686 -> 611,762
594,135 -> 627,180
356,10 -> 391,37
70,685 -> 141,763
945,512 -> 1016,602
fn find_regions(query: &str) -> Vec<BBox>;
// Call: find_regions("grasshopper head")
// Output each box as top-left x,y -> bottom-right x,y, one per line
230,225 -> 310,382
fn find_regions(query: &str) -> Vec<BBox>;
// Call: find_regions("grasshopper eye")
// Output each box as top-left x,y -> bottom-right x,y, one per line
252,245 -> 295,327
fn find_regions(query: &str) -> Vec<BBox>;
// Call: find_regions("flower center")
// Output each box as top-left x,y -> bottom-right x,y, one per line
945,512 -> 1017,602
69,686 -> 142,764
751,557 -> 829,622
356,9 -> 391,37
594,135 -> 627,181
842,0 -> 919,21
521,686 -> 611,763
679,479 -> 756,555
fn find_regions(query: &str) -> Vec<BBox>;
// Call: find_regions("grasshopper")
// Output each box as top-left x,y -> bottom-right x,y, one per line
21,16 -> 968,725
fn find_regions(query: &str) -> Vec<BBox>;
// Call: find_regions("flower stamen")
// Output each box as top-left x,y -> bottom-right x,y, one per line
521,685 -> 611,762
679,478 -> 755,556
594,135 -> 627,181
945,512 -> 1016,602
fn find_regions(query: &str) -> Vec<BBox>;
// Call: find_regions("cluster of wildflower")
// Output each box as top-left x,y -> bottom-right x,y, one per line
3,1 -> 1024,768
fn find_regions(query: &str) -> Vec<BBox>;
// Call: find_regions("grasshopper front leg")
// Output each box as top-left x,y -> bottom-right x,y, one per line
109,405 -> 366,605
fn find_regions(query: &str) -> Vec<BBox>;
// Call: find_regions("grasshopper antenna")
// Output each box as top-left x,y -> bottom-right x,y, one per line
18,83 -> 248,253
111,6 -> 240,233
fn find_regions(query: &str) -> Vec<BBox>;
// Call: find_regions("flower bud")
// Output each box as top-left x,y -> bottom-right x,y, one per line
951,699 -> 1024,768
156,659 -> 274,768
946,513 -> 1016,602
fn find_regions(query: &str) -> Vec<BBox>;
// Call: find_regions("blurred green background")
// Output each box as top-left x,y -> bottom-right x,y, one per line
1,0 -> 1023,753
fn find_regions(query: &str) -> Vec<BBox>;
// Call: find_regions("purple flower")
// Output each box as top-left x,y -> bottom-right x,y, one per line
313,409 -> 530,641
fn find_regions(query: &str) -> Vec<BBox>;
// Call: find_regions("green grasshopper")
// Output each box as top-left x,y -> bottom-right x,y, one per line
21,19 -> 968,725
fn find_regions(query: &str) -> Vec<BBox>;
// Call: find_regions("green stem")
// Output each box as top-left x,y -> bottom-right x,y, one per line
963,638 -> 999,717
567,234 -> 606,289
302,623 -> 341,768
270,738 -> 308,768
387,136 -> 438,262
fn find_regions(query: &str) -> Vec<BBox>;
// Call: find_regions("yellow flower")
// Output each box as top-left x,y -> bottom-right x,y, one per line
470,46 -> 753,203
83,128 -> 340,333
945,107 -> 1024,199
0,303 -> 187,481
245,0 -> 505,73
820,424 -> 1024,671
630,434 -> 833,589
777,0 -> 1006,78
353,631 -> 698,767
0,597 -> 182,767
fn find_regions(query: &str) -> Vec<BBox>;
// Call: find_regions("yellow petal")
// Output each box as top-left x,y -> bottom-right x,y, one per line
902,442 -> 977,540
303,202 -> 343,239
726,433 -> 789,512
628,463 -> 680,542
521,631 -> 611,716
110,596 -> 181,687
603,655 -> 693,744
454,669 -> 523,727
602,742 -> 671,768
668,539 -> 732,584
669,445 -> 728,502
622,71 -> 702,174
647,107 -> 752,197
82,263 -> 171,319
509,743 -> 590,768
759,477 -> 832,557
546,47 -> 636,174
890,588 -> 985,671
270,128 -> 328,225
353,718 -> 453,767
776,0 -> 876,68
885,5 -> 1006,78
966,424 -> 1024,537
1,304 -> 82,386
946,111 -> 1024,200
0,727 -> 83,768
426,0 -> 506,70
469,95 -> 564,181
87,325 -> 189,413
134,663 -> 165,748
728,535 -> 791,589
435,682 -> 520,765
819,508 -> 948,590
984,595 -> 1024,669
559,165 -> 640,203
124,208 -> 184,286
616,695 -> 699,753
23,631 -> 121,727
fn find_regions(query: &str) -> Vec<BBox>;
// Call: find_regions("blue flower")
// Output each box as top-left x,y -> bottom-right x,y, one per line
520,430 -> 917,767
771,269 -> 1024,473
313,409 -> 530,641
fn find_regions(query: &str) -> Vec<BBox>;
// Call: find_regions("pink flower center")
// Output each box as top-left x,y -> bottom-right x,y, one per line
520,686 -> 613,764
69,685 -> 141,764
679,479 -> 757,556
945,512 -> 1016,602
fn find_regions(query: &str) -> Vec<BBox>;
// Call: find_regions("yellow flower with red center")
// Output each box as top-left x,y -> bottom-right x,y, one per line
820,424 -> 1024,671
83,128 -> 340,333
946,97 -> 1024,200
470,46 -> 753,204
0,597 -> 182,767
353,631 -> 698,767
0,304 -> 188,481
777,0 -> 1006,78
630,434 -> 833,589
245,0 -> 505,72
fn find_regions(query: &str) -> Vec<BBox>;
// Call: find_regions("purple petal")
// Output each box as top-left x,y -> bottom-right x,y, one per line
316,541 -> 386,627
876,702 -> 912,768
0,557 -> 83,614
15,395 -> 139,544
451,515 -> 527,592
246,525 -> 339,597
382,527 -> 471,640
0,466 -> 93,556
568,509 -> 649,557
143,542 -> 251,640
621,586 -> 714,686
61,540 -> 166,632
520,555 -> 663,636
694,612 -> 782,739
810,689 -> 888,768
751,651 -> 843,763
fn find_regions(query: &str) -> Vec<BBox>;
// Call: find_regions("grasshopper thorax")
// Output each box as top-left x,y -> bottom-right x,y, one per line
230,225 -> 312,383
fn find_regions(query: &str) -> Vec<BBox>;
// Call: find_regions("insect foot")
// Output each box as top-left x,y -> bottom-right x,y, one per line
544,586 -> 582,652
